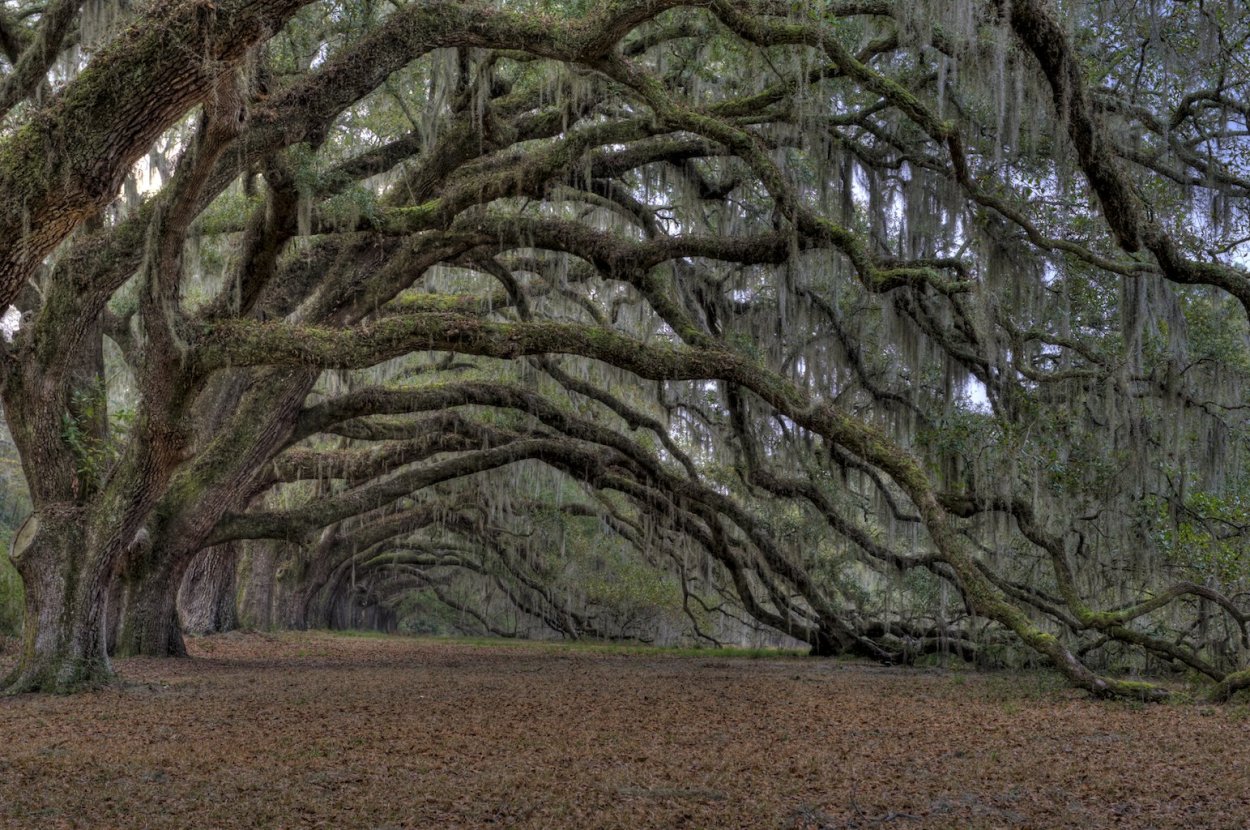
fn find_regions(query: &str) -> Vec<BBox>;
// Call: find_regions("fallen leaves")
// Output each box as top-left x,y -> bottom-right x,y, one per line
0,632 -> 1248,829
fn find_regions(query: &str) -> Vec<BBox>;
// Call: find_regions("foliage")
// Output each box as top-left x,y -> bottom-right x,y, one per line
0,0 -> 1249,702
1148,489 -> 1250,587
0,528 -> 21,637
60,380 -> 135,488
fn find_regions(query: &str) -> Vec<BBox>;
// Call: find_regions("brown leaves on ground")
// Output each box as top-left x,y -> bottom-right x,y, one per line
1,632 -> 1248,829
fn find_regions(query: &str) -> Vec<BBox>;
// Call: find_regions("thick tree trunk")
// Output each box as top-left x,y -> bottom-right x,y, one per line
236,540 -> 277,629
291,589 -> 318,630
808,628 -> 839,658
290,550 -> 347,630
105,577 -> 125,655
327,594 -> 396,633
112,555 -> 187,658
3,514 -> 113,694
236,540 -> 309,629
179,544 -> 239,635
302,579 -> 338,630
356,604 -> 396,633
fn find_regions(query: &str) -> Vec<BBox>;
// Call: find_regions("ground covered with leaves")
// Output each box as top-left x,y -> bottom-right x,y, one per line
1,632 -> 1248,829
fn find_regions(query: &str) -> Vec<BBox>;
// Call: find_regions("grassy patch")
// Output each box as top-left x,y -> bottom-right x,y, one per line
322,630 -> 809,659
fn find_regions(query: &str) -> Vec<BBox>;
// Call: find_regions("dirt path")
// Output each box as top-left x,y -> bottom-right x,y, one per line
1,633 -> 1248,829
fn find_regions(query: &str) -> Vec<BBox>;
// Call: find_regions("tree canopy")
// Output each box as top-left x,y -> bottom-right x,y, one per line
0,0 -> 1249,701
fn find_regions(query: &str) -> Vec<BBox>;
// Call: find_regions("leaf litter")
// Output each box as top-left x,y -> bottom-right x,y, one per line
1,632 -> 1248,829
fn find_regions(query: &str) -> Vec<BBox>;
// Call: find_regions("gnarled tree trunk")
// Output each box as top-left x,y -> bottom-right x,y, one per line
236,539 -> 279,629
112,552 -> 187,658
179,544 -> 239,635
4,512 -> 113,693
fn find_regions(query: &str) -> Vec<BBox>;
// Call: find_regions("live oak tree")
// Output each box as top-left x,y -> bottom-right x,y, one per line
1,0 -> 1249,701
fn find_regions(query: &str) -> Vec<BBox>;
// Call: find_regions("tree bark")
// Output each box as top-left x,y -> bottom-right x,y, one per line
112,552 -> 187,658
3,512 -> 113,694
236,540 -> 278,629
179,544 -> 240,635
